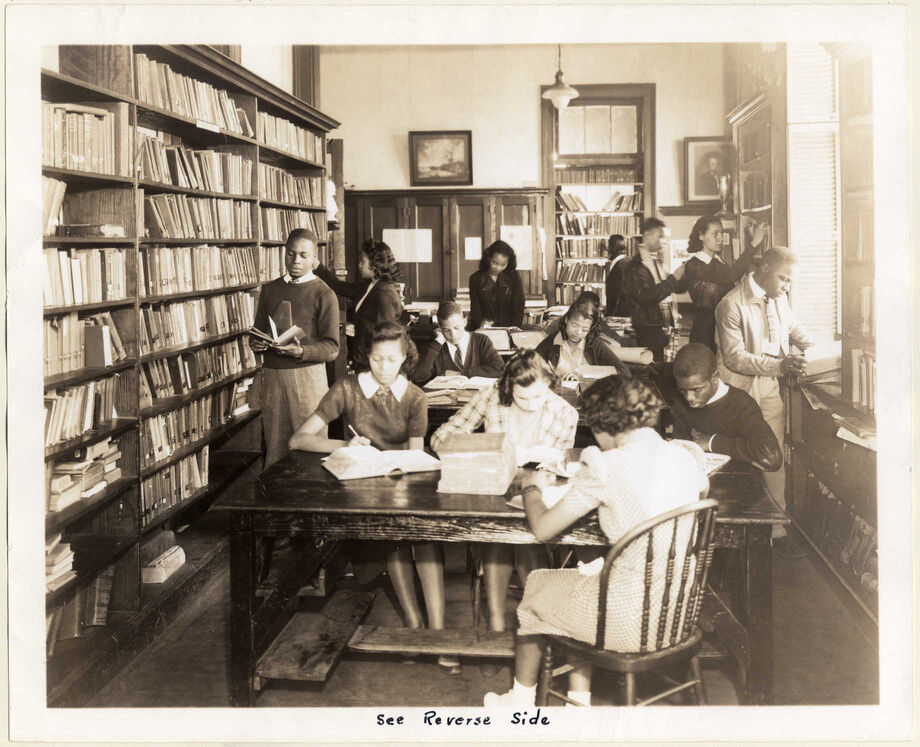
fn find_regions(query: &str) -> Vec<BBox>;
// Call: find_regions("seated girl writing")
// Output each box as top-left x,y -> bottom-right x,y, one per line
430,350 -> 579,641
288,321 -> 461,675
484,376 -> 708,707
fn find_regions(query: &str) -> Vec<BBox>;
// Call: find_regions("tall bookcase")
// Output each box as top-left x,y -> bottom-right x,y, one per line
41,44 -> 339,705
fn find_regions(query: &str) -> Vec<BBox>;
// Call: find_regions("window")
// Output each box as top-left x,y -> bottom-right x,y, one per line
558,103 -> 639,155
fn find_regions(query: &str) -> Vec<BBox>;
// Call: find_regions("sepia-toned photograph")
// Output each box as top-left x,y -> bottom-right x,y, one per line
5,2 -> 913,743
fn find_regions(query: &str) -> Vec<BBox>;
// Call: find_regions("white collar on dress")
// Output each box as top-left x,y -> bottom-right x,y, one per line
704,379 -> 730,405
554,331 -> 586,351
357,370 -> 408,402
695,251 -> 715,265
282,271 -> 316,284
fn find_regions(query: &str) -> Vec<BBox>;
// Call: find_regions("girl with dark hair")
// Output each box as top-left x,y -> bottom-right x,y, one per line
430,350 -> 578,641
683,215 -> 762,351
289,321 -> 460,675
315,238 -> 404,363
467,240 -> 525,330
604,233 -> 629,316
534,296 -> 631,380
485,376 -> 709,708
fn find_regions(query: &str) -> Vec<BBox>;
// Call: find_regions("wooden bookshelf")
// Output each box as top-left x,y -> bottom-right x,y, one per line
42,44 -> 340,701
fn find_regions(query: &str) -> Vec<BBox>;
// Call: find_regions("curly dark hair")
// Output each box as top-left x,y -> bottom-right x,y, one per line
687,215 -> 722,254
607,234 -> 627,259
362,239 -> 402,284
497,349 -> 558,407
579,376 -> 662,436
353,320 -> 418,376
478,240 -> 517,274
560,296 -> 602,347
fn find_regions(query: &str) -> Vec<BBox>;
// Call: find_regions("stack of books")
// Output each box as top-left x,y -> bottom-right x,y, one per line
435,432 -> 517,496
257,111 -> 323,161
139,244 -> 257,296
138,290 -> 256,353
46,534 -> 76,592
41,100 -> 132,176
141,445 -> 208,526
258,163 -> 324,206
144,194 -> 254,240
48,438 -> 121,511
230,376 -> 255,417
43,247 -> 129,307
259,206 -> 322,241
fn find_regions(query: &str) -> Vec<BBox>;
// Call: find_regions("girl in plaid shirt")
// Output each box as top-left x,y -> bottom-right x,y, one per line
431,350 -> 579,639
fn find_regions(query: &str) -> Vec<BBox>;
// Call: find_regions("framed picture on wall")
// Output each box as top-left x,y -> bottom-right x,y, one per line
684,136 -> 732,204
409,130 -> 473,186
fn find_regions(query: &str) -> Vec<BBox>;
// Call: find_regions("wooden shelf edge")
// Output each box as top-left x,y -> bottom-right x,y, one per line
140,329 -> 250,362
43,237 -> 136,246
140,282 -> 259,305
257,142 -> 325,169
45,419 -> 139,461
45,359 -> 138,392
258,196 -> 326,211
46,476 -> 138,535
42,166 -> 134,185
41,68 -> 135,103
138,179 -> 257,202
44,298 -> 135,316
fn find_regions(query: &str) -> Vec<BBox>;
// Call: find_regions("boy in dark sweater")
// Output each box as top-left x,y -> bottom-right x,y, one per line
251,228 -> 339,467
668,343 -> 782,472
412,301 -> 504,386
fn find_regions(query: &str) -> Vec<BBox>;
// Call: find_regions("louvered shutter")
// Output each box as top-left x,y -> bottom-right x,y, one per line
786,44 -> 840,342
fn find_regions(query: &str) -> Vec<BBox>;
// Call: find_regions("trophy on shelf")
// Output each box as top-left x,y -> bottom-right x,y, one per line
717,174 -> 732,214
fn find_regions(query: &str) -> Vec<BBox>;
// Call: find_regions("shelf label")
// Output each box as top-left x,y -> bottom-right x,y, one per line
195,119 -> 220,133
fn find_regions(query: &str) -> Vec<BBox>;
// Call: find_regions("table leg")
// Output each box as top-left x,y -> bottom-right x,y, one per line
229,513 -> 256,706
743,525 -> 774,705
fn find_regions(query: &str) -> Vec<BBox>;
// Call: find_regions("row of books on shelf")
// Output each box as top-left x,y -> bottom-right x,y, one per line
46,564 -> 116,654
140,338 -> 256,403
555,237 -> 610,258
848,348 -> 876,414
139,380 -> 252,467
44,311 -> 128,378
139,244 -> 257,297
141,447 -> 208,526
42,177 -> 67,236
144,193 -> 254,240
42,100 -> 132,177
555,261 -> 608,283
46,533 -> 76,592
800,475 -> 877,599
259,245 -> 285,281
134,52 -> 253,136
258,163 -> 324,206
137,129 -> 254,195
43,247 -> 129,308
554,283 -> 607,307
556,190 -> 642,213
47,437 -> 123,512
555,166 -> 640,184
260,206 -> 322,242
44,373 -> 131,447
556,212 -> 639,236
138,290 -> 255,354
257,110 -> 323,162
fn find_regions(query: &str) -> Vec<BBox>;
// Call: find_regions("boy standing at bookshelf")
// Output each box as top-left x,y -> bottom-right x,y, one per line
251,228 -> 339,467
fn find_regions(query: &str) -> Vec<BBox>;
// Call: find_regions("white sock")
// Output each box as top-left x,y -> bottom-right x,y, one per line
566,690 -> 591,706
511,679 -> 537,706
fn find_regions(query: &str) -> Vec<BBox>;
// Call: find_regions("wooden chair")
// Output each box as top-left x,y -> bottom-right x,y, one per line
537,499 -> 719,707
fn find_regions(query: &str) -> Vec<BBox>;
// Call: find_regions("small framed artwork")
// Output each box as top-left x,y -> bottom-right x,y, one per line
408,130 -> 473,187
684,136 -> 732,204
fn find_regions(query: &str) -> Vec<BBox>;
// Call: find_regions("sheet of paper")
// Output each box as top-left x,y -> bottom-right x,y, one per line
382,228 -> 433,263
506,483 -> 572,511
464,236 -> 482,260
500,225 -> 533,270
703,452 -> 732,475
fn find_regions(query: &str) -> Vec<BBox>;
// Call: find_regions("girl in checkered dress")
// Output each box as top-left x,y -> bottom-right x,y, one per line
485,376 -> 709,707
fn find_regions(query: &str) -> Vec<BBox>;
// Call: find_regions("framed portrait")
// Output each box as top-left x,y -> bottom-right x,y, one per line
408,130 -> 473,186
684,136 -> 732,204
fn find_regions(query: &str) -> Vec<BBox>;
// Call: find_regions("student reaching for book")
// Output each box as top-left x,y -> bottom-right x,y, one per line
288,321 -> 460,675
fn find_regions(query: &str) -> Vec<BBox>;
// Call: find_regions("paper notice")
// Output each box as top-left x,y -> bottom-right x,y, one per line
464,236 -> 482,260
382,228 -> 433,263
500,225 -> 533,270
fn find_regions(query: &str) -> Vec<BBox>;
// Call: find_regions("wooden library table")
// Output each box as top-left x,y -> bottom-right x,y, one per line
215,453 -> 786,707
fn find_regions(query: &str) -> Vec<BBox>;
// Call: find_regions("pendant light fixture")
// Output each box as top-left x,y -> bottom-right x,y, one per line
542,44 -> 579,111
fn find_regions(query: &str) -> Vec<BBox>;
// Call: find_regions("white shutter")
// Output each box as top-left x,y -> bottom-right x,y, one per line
786,44 -> 840,342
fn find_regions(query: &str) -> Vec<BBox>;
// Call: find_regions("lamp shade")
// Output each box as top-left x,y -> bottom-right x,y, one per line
542,69 -> 579,110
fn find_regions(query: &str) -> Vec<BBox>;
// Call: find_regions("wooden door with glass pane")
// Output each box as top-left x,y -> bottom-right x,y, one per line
450,194 -> 489,296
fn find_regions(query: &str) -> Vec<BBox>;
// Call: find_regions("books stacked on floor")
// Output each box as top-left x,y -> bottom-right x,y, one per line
133,53 -> 246,135
141,529 -> 186,584
143,194 -> 254,240
139,244 -> 257,297
258,245 -> 285,281
556,261 -> 607,283
555,165 -> 640,184
47,438 -> 123,511
141,446 -> 208,526
140,338 -> 256,401
44,374 -> 126,447
260,206 -> 322,241
257,111 -> 323,161
41,100 -> 132,176
138,290 -> 256,354
258,163 -> 324,206
43,247 -> 129,307
46,534 -> 76,592
847,348 -> 876,414
44,311 -> 129,377
140,385 -> 240,467
556,212 -> 639,236
555,237 -> 607,258
230,376 -> 255,417
42,176 -> 67,236
137,129 -> 254,195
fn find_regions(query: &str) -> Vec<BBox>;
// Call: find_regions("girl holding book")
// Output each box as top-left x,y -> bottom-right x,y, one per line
485,376 -> 708,707
288,321 -> 460,675
430,350 -> 579,642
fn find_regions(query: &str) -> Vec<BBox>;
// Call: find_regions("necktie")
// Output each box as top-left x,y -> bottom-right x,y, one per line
453,346 -> 465,372
765,298 -> 780,345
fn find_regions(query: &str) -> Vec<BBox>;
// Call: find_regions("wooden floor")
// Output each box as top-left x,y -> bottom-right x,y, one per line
91,538 -> 879,707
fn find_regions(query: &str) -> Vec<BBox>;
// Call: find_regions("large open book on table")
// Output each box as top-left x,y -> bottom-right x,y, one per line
424,375 -> 497,391
322,445 -> 441,480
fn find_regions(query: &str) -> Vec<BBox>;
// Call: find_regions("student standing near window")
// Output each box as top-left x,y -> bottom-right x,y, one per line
604,233 -> 629,316
251,228 -> 340,468
430,350 -> 578,642
618,217 -> 686,361
412,301 -> 504,386
315,238 -> 403,364
467,240 -> 525,330
288,321 -> 461,675
683,215 -> 762,351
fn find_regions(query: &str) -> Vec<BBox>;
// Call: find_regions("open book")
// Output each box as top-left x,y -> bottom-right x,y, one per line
322,445 -> 441,480
248,317 -> 304,347
424,375 -> 497,391
803,340 -> 842,379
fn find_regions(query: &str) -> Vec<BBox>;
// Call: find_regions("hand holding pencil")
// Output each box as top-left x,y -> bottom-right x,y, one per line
347,424 -> 371,447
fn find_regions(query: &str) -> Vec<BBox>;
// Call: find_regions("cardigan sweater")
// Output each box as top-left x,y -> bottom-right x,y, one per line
534,333 -> 631,379
467,269 -> 525,330
412,331 -> 505,386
